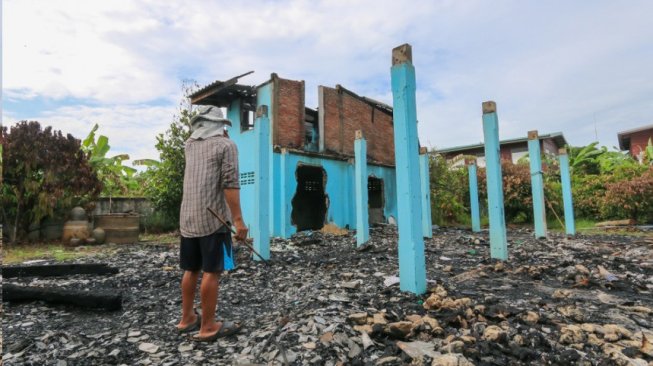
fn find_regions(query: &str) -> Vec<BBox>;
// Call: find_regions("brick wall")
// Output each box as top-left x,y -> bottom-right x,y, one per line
273,75 -> 305,149
628,129 -> 653,158
320,86 -> 395,165
542,139 -> 558,155
499,147 -> 513,161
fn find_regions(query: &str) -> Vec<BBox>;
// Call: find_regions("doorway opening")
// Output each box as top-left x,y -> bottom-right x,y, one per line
291,164 -> 328,231
368,176 -> 385,224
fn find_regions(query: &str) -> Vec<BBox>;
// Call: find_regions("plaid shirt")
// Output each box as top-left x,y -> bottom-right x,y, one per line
179,135 -> 240,238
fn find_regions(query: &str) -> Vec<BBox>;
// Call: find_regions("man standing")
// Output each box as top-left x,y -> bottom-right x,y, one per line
176,105 -> 248,341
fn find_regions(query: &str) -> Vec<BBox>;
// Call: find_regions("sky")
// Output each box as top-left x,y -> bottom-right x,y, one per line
3,0 -> 653,164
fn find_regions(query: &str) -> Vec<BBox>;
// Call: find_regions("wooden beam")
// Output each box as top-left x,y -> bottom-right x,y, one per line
3,263 -> 119,278
3,284 -> 122,311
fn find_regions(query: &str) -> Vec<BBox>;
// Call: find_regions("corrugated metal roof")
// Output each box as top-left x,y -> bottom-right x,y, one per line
617,124 -> 653,151
434,132 -> 567,154
617,124 -> 653,137
189,71 -> 255,107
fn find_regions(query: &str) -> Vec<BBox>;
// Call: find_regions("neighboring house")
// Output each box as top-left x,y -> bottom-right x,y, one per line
190,72 -> 405,238
434,132 -> 567,168
618,124 -> 653,161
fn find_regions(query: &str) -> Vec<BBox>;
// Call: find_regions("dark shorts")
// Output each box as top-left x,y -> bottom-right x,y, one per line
180,231 -> 235,273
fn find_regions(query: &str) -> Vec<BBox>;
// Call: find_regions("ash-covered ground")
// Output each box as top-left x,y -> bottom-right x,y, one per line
2,226 -> 653,365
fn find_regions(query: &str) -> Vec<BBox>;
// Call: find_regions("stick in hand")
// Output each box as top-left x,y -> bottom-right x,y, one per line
206,207 -> 269,264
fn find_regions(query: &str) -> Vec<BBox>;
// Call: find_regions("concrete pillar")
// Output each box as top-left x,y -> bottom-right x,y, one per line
558,148 -> 576,236
528,131 -> 547,238
419,148 -> 433,238
391,44 -> 426,294
481,101 -> 508,260
467,159 -> 481,232
279,148 -> 291,239
254,105 -> 271,260
354,130 -> 370,246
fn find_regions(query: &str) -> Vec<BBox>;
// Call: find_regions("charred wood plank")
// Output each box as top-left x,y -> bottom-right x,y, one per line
2,263 -> 119,278
2,284 -> 122,311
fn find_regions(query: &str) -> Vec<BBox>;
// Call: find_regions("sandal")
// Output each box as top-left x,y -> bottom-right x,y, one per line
189,321 -> 242,342
177,310 -> 201,334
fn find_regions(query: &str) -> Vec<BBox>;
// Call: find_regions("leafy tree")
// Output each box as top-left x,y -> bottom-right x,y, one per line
138,81 -> 199,229
428,153 -> 469,225
1,121 -> 102,243
140,109 -> 195,226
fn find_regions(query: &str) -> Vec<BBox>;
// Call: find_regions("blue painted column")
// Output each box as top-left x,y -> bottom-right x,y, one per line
419,148 -> 433,238
467,159 -> 481,232
279,148 -> 291,239
253,105 -> 271,260
558,148 -> 576,236
390,44 -> 426,294
354,130 -> 370,246
481,101 -> 508,260
528,131 -> 547,238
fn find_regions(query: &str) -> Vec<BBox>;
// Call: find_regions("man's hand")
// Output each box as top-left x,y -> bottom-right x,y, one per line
233,219 -> 248,242
224,188 -> 248,242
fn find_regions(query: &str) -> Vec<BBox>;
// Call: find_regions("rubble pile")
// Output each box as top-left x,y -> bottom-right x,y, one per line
2,226 -> 652,365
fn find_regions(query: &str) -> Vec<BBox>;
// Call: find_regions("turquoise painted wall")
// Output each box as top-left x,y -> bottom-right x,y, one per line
273,152 -> 397,238
226,99 -> 256,232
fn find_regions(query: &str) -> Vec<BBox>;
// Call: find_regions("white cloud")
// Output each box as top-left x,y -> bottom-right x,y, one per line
4,0 -> 178,103
4,104 -> 177,162
3,0 -> 653,153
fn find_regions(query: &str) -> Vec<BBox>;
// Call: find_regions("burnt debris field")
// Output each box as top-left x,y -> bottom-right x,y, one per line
2,226 -> 653,365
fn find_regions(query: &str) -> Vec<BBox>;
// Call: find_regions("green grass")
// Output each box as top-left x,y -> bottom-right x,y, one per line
447,216 -> 651,238
546,218 -> 653,237
547,218 -> 596,231
548,218 -> 607,233
3,231 -> 179,265
2,243 -> 110,265
139,231 -> 178,244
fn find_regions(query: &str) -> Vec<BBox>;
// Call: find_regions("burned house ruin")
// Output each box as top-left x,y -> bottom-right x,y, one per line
189,72 -> 400,238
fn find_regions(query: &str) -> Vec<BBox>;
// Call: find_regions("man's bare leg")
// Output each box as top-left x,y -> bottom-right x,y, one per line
177,270 -> 199,329
198,271 -> 222,337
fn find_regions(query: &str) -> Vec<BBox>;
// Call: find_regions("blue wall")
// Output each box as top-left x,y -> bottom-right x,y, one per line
273,152 -> 397,238
226,99 -> 256,232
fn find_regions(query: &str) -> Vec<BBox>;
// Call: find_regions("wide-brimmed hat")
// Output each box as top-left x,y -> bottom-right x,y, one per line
190,105 -> 232,126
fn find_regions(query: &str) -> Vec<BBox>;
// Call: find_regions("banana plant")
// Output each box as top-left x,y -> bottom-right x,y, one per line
82,124 -> 138,196
568,142 -> 603,174
644,138 -> 653,166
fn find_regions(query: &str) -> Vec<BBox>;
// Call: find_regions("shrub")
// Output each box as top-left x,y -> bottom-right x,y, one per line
601,167 -> 653,222
477,161 -> 534,223
429,154 -> 469,225
543,165 -> 564,222
429,142 -> 652,226
141,210 -> 179,234
1,121 -> 102,243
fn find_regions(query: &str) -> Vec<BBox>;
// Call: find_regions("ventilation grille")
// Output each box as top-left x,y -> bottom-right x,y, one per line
240,171 -> 255,185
